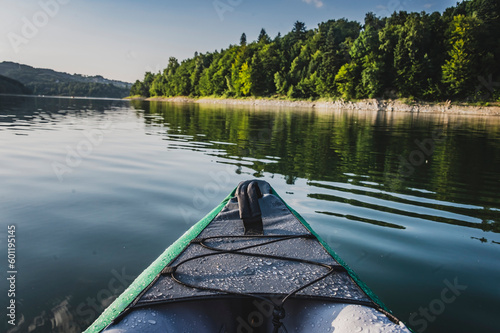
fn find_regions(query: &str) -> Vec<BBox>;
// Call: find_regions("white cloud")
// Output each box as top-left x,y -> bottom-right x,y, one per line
302,0 -> 324,8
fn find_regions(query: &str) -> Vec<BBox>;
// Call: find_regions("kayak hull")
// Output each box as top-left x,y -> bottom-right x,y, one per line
87,180 -> 411,333
103,298 -> 409,333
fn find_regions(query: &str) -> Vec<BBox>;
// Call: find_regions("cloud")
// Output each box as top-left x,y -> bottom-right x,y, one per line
302,0 -> 324,8
424,3 -> 433,9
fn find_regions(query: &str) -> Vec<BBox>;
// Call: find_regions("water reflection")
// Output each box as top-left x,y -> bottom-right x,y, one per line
1,96 -> 499,333
0,96 -> 127,133
130,100 -> 500,234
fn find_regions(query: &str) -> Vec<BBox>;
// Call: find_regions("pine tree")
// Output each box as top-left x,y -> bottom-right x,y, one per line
258,28 -> 270,44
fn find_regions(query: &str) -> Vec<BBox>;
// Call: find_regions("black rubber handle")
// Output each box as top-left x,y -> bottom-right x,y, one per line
236,180 -> 264,235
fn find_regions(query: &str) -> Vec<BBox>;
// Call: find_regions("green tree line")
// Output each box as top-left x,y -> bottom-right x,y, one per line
28,82 -> 128,98
131,0 -> 500,102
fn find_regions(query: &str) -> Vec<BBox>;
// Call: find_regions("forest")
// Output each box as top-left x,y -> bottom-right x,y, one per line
130,0 -> 499,102
0,62 -> 131,98
27,81 -> 130,98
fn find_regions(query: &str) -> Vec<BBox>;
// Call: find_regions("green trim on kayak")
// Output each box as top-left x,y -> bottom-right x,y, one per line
270,187 -> 392,314
84,190 -> 235,333
87,183 -> 403,332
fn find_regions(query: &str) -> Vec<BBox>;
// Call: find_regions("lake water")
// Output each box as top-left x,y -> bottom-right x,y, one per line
1,95 -> 499,333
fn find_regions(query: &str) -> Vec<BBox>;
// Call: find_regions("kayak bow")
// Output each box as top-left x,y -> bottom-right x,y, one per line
86,180 -> 411,333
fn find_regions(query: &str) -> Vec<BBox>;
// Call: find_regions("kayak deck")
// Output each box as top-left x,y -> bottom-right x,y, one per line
103,299 -> 408,332
92,180 -> 411,332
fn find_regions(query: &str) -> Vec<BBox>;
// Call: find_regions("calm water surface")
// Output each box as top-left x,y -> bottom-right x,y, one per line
0,96 -> 499,333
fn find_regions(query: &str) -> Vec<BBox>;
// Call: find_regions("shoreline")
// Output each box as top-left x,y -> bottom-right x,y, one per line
128,96 -> 500,116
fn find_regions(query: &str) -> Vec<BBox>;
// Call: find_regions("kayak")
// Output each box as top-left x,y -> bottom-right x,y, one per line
85,180 -> 412,333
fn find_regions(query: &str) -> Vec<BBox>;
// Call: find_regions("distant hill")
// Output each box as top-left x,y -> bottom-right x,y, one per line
0,62 -> 131,98
0,74 -> 32,95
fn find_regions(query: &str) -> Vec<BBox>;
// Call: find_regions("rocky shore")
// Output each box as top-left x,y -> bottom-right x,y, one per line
137,96 -> 500,116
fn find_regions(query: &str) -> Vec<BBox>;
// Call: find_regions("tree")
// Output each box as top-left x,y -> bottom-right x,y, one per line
361,59 -> 384,98
364,12 -> 384,30
230,47 -> 248,96
149,73 -> 166,97
335,62 -> 360,100
211,47 -> 239,95
274,71 -> 288,95
292,21 -> 307,42
199,67 -> 213,96
240,33 -> 247,46
165,57 -> 180,77
393,13 -> 435,98
348,26 -> 383,98
316,19 -> 361,97
130,80 -> 146,97
173,59 -> 193,96
199,52 -> 221,96
258,28 -> 271,44
250,53 -> 265,95
258,43 -> 280,95
129,0 -> 496,101
191,53 -> 208,96
239,62 -> 252,96
442,14 -> 481,97
130,72 -> 154,97
293,21 -> 306,35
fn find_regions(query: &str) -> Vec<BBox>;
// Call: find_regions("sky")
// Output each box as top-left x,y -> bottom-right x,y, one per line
0,0 -> 459,83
